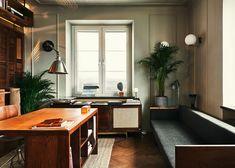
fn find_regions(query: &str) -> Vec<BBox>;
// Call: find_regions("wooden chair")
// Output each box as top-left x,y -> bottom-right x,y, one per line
0,105 -> 18,121
0,105 -> 24,168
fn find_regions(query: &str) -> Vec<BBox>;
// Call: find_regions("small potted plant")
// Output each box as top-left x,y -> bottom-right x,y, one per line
138,42 -> 183,106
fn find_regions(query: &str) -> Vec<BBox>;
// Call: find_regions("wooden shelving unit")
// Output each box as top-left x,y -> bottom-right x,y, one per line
0,0 -> 33,27
0,1 -> 34,89
0,24 -> 24,88
80,115 -> 97,167
70,113 -> 97,167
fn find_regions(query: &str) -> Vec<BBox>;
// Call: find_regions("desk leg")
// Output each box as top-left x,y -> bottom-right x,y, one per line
92,113 -> 98,155
25,134 -> 70,168
71,129 -> 80,168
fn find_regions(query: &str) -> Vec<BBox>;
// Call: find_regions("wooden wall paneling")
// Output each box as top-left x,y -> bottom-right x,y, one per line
192,0 -> 208,111
0,24 -> 24,88
207,0 -> 223,119
0,26 -> 7,88
189,0 -> 223,119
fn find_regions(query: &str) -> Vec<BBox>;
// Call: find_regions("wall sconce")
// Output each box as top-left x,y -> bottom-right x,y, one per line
42,40 -> 68,99
185,34 -> 202,46
42,40 -> 68,74
160,41 -> 169,47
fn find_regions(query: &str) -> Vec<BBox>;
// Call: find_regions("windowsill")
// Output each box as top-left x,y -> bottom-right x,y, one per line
75,96 -> 135,99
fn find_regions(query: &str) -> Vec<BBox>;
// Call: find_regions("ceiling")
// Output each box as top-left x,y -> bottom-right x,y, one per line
34,0 -> 189,6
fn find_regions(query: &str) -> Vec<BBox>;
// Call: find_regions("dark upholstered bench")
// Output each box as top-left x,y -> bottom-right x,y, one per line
151,106 -> 235,168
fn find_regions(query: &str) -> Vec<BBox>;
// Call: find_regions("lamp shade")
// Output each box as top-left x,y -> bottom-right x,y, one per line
185,34 -> 197,45
48,57 -> 68,74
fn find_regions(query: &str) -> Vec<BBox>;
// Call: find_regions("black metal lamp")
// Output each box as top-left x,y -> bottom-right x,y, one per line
42,40 -> 68,74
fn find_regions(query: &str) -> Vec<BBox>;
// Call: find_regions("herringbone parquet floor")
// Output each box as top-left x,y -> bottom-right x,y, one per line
109,133 -> 167,168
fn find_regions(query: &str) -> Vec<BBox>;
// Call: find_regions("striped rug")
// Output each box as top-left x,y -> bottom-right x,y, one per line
84,138 -> 115,168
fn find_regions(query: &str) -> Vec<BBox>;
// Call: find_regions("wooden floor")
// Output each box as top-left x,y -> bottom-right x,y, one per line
109,132 -> 167,168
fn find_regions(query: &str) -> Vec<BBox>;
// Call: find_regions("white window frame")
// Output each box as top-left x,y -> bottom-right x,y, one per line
71,24 -> 132,96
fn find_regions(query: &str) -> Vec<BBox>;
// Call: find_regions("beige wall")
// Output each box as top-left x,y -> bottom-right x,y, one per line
25,5 -> 188,129
189,0 -> 223,119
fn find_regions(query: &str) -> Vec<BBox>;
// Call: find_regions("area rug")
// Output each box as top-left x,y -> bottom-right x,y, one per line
0,138 -> 114,168
84,138 -> 115,168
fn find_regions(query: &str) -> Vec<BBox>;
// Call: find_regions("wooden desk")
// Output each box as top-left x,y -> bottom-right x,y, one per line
0,108 -> 98,168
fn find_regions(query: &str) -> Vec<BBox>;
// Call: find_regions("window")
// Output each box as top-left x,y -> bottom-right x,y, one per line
72,25 -> 131,95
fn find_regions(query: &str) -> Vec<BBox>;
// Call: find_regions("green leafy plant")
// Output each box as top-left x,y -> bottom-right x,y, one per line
15,70 -> 54,114
138,43 -> 183,97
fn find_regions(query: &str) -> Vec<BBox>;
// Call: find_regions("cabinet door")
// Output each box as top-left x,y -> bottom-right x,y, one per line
112,107 -> 139,129
93,105 -> 110,132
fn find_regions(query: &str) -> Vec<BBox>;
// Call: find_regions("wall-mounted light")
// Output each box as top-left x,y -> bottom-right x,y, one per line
42,40 -> 68,99
185,34 -> 202,46
160,41 -> 169,47
42,40 -> 68,74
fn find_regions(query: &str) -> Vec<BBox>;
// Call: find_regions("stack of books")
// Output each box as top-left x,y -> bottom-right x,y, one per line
32,118 -> 74,129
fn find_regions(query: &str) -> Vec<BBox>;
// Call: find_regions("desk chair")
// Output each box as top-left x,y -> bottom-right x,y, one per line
0,105 -> 24,168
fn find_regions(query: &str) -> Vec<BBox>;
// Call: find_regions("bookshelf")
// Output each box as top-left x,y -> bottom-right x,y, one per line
70,113 -> 97,168
79,115 -> 97,167
0,0 -> 33,27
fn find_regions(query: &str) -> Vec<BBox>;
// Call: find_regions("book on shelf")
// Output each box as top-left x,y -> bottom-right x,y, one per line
32,118 -> 74,129
122,99 -> 141,105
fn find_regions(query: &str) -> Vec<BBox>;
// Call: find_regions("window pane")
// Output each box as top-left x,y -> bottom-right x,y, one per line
105,72 -> 127,91
105,32 -> 127,51
105,31 -> 127,93
105,51 -> 126,71
77,51 -> 99,71
77,32 -> 99,51
77,72 -> 99,91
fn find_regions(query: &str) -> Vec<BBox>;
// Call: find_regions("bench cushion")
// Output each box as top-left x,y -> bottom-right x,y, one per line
151,120 -> 198,168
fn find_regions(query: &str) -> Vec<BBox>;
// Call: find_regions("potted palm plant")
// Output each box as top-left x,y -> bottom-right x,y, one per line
138,42 -> 183,106
15,70 -> 55,114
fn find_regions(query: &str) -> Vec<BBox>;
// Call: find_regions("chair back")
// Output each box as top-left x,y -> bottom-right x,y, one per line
0,105 -> 18,121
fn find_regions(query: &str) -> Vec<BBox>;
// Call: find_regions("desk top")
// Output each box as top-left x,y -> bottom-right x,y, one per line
0,108 -> 97,135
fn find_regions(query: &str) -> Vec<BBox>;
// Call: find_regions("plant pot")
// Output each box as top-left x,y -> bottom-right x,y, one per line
155,96 -> 168,107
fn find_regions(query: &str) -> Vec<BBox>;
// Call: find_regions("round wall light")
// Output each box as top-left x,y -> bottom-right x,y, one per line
160,41 -> 169,47
185,34 -> 197,46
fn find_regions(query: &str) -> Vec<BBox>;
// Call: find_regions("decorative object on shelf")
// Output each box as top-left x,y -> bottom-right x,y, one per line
185,34 -> 202,46
117,82 -> 124,97
42,40 -> 68,74
189,94 -> 197,109
133,88 -> 138,98
170,80 -> 180,106
0,0 -> 33,27
10,87 -> 21,115
0,0 -> 5,8
138,42 -> 183,107
15,71 -> 54,114
82,84 -> 99,97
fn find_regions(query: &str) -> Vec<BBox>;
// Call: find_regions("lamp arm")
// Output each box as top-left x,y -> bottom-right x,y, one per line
52,48 -> 60,59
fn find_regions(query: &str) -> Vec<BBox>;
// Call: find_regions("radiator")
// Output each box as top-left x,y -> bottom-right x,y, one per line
113,108 -> 139,128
